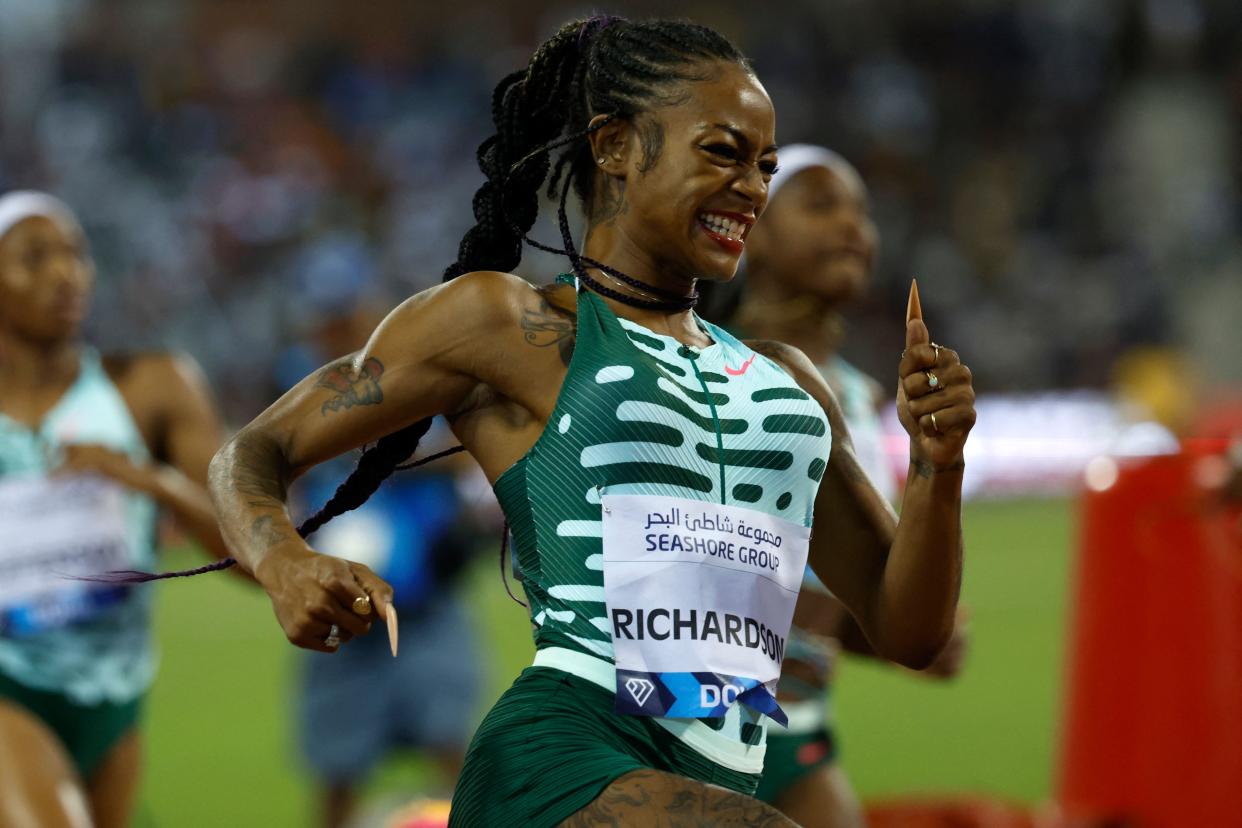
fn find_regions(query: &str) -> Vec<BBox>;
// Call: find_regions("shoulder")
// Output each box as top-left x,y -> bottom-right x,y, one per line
103,352 -> 218,444
104,351 -> 210,397
389,271 -> 574,331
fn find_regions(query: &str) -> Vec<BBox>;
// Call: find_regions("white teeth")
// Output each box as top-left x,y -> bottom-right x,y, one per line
699,213 -> 745,242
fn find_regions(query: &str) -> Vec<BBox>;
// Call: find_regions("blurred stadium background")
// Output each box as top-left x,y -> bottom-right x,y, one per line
3,0 -> 1241,825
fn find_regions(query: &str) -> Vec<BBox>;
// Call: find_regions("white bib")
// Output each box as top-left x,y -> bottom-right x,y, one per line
601,493 -> 810,724
0,475 -> 134,634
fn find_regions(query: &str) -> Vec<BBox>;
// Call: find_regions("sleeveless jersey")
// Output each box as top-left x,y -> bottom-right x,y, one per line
0,349 -> 158,704
495,279 -> 831,761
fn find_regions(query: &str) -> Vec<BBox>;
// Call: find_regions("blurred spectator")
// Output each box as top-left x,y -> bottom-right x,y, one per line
276,278 -> 488,828
0,0 -> 1239,424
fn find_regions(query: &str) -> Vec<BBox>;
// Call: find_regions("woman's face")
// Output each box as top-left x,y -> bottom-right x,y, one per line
606,61 -> 778,283
0,215 -> 93,343
745,163 -> 878,303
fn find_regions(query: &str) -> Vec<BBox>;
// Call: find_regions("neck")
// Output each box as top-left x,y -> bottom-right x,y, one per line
0,330 -> 81,388
579,223 -> 706,342
734,279 -> 844,365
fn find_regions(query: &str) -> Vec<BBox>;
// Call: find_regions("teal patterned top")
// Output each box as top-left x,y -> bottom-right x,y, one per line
0,349 -> 158,704
495,279 -> 832,757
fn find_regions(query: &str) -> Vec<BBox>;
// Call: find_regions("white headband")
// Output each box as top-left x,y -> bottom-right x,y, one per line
0,191 -> 80,242
768,144 -> 851,202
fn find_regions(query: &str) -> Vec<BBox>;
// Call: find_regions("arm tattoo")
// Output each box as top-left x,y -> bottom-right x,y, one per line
521,294 -> 576,367
911,458 -> 966,479
248,514 -> 289,549
315,357 -> 384,416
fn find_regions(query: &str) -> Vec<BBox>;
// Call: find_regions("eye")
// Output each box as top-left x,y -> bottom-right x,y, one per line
22,246 -> 46,269
759,161 -> 780,176
807,195 -> 840,211
701,143 -> 739,161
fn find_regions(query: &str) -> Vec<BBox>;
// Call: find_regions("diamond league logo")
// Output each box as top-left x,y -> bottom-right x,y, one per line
624,677 -> 656,707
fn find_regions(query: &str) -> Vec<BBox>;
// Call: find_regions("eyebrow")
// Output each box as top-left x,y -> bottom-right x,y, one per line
706,123 -> 779,155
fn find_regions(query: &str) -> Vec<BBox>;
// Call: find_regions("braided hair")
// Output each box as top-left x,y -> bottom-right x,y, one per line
296,17 -> 749,538
110,16 -> 750,584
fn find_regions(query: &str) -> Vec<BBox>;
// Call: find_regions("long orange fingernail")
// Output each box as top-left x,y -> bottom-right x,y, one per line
906,279 -> 923,323
385,603 -> 399,658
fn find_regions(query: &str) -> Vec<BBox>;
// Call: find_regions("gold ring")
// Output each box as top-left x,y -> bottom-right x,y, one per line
931,343 -> 943,362
925,370 -> 940,389
931,413 -> 941,434
352,596 -> 372,616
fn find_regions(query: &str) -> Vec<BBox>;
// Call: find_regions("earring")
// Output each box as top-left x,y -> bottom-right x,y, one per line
597,158 -> 606,164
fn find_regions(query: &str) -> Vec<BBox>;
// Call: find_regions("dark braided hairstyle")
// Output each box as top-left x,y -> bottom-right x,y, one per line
103,16 -> 750,585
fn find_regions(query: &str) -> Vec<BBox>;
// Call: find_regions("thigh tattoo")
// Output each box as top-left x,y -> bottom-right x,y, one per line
559,769 -> 798,827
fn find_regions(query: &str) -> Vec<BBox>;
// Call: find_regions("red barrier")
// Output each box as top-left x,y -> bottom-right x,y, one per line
1059,449 -> 1242,827
865,797 -> 1054,827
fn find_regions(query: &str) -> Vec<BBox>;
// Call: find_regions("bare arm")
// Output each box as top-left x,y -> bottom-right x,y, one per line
207,271 -> 519,650
144,354 -> 231,559
59,354 -> 230,559
752,318 -> 974,668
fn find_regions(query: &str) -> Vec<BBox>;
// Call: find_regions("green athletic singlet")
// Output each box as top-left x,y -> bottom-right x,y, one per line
450,278 -> 831,826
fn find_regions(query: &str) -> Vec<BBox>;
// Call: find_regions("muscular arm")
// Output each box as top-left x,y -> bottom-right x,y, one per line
207,271 -> 516,579
143,355 -> 232,560
751,340 -> 963,669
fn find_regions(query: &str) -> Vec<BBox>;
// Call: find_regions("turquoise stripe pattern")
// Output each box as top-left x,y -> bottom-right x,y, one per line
495,284 -> 831,668
0,350 -> 158,705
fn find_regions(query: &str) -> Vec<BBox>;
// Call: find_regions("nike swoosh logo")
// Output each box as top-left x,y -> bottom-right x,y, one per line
724,354 -> 757,376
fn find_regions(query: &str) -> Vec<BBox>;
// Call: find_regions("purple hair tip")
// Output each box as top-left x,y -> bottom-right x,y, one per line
578,13 -> 623,50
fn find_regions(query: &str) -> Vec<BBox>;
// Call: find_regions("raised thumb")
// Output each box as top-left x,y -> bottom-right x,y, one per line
906,317 -> 929,350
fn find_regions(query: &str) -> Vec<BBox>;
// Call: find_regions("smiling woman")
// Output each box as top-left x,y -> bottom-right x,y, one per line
190,13 -> 977,828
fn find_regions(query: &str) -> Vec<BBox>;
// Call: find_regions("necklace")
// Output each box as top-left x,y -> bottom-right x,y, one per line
576,266 -> 698,312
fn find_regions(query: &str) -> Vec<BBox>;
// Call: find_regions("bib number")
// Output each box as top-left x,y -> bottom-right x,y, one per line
0,475 -> 135,635
602,494 -> 810,725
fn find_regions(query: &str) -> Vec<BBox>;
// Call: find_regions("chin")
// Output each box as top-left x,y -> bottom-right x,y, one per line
699,263 -> 742,283
810,265 -> 868,303
31,319 -> 82,344
693,248 -> 745,283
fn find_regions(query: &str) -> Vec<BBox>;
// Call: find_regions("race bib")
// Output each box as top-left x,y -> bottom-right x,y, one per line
0,475 -> 134,635
602,494 -> 810,725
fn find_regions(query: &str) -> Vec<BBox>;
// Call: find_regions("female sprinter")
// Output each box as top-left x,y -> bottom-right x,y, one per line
0,192 -> 230,828
206,17 -> 976,827
732,146 -> 969,827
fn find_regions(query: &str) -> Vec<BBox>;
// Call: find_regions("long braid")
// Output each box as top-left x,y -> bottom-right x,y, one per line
295,418 -> 435,537
107,17 -> 750,587
439,17 -> 751,602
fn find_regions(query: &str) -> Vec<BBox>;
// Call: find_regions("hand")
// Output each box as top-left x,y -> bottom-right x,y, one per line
923,608 -> 971,679
253,544 -> 394,653
896,318 -> 976,468
56,444 -> 154,493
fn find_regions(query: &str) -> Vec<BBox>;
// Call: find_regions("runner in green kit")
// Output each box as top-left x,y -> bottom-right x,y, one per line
200,16 -> 977,827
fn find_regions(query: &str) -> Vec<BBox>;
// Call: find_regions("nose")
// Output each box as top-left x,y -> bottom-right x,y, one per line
46,252 -> 90,296
839,211 -> 877,255
731,164 -> 769,213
